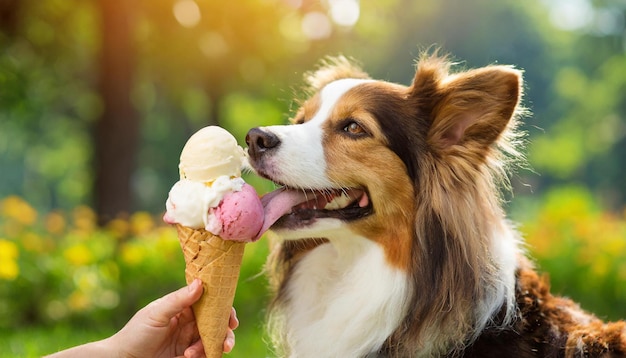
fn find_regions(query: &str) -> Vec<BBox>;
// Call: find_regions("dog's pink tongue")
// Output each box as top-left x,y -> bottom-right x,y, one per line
254,189 -> 307,240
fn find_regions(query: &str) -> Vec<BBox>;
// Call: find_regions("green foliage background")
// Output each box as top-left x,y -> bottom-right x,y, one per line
1,0 -> 625,356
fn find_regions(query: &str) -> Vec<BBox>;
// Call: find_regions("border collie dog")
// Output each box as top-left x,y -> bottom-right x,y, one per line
245,53 -> 626,357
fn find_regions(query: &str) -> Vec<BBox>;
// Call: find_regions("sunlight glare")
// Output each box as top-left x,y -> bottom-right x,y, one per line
173,0 -> 201,28
284,0 -> 302,8
544,0 -> 592,31
280,14 -> 305,42
328,0 -> 360,27
302,12 -> 332,40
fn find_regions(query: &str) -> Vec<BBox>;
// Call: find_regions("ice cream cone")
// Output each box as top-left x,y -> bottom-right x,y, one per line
175,223 -> 245,358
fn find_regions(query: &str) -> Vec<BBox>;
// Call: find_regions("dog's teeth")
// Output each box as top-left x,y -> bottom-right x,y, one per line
324,193 -> 350,210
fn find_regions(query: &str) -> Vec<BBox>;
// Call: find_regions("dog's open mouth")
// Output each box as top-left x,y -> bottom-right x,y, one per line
255,186 -> 372,238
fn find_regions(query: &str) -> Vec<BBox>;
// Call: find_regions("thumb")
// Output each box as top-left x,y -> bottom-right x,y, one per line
148,279 -> 204,326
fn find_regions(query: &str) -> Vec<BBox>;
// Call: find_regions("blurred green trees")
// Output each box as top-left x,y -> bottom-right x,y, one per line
1,0 -> 624,214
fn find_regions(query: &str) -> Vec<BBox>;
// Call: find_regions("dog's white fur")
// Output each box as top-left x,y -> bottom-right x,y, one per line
281,239 -> 410,357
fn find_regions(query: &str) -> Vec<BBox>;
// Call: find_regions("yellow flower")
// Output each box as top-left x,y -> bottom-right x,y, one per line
120,243 -> 145,266
601,236 -> 626,258
0,239 -> 19,280
68,290 -> 91,312
64,244 -> 94,266
1,195 -> 37,226
525,224 -> 555,258
130,212 -> 154,236
72,205 -> 96,233
154,227 -> 180,257
0,239 -> 18,259
21,232 -> 44,253
107,218 -> 129,239
45,211 -> 67,235
0,260 -> 19,280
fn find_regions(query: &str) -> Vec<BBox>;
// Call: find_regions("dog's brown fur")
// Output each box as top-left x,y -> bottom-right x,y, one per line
264,54 -> 626,357
464,257 -> 626,358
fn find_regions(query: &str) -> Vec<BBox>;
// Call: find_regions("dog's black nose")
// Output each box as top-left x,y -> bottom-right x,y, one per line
246,127 -> 281,161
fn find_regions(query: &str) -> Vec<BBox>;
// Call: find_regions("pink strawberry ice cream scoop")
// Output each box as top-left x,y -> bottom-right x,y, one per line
208,183 -> 264,242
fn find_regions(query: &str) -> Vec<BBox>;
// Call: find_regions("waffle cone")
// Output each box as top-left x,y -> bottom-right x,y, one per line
175,224 -> 245,358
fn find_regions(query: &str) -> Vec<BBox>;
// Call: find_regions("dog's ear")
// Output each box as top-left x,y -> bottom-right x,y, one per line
409,56 -> 522,155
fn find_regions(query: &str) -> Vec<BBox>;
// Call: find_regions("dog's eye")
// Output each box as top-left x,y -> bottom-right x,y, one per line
343,121 -> 366,136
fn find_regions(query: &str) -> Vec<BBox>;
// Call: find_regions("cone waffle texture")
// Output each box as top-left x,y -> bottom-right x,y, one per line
176,224 -> 245,358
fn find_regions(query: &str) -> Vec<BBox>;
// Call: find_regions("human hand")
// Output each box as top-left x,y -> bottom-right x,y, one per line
108,278 -> 238,358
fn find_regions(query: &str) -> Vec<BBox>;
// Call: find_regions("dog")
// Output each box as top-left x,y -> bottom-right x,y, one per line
245,53 -> 626,357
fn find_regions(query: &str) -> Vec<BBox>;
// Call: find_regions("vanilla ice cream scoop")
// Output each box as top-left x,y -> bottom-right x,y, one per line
179,126 -> 246,181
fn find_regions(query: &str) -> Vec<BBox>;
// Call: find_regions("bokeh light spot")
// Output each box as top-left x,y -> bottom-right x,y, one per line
302,12 -> 332,40
199,32 -> 229,58
173,0 -> 201,28
329,0 -> 360,27
545,0 -> 592,31
284,0 -> 302,8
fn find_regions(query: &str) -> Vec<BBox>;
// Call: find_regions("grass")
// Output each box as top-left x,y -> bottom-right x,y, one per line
1,324 -> 116,357
2,319 -> 272,357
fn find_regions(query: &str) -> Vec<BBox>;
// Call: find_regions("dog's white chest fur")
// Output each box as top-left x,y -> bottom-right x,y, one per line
282,236 -> 410,358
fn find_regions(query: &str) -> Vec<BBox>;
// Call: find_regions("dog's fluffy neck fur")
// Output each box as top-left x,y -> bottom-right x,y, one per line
270,234 -> 411,357
268,193 -> 521,357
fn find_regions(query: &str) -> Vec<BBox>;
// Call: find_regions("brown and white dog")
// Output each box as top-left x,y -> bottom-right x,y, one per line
245,54 -> 626,357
